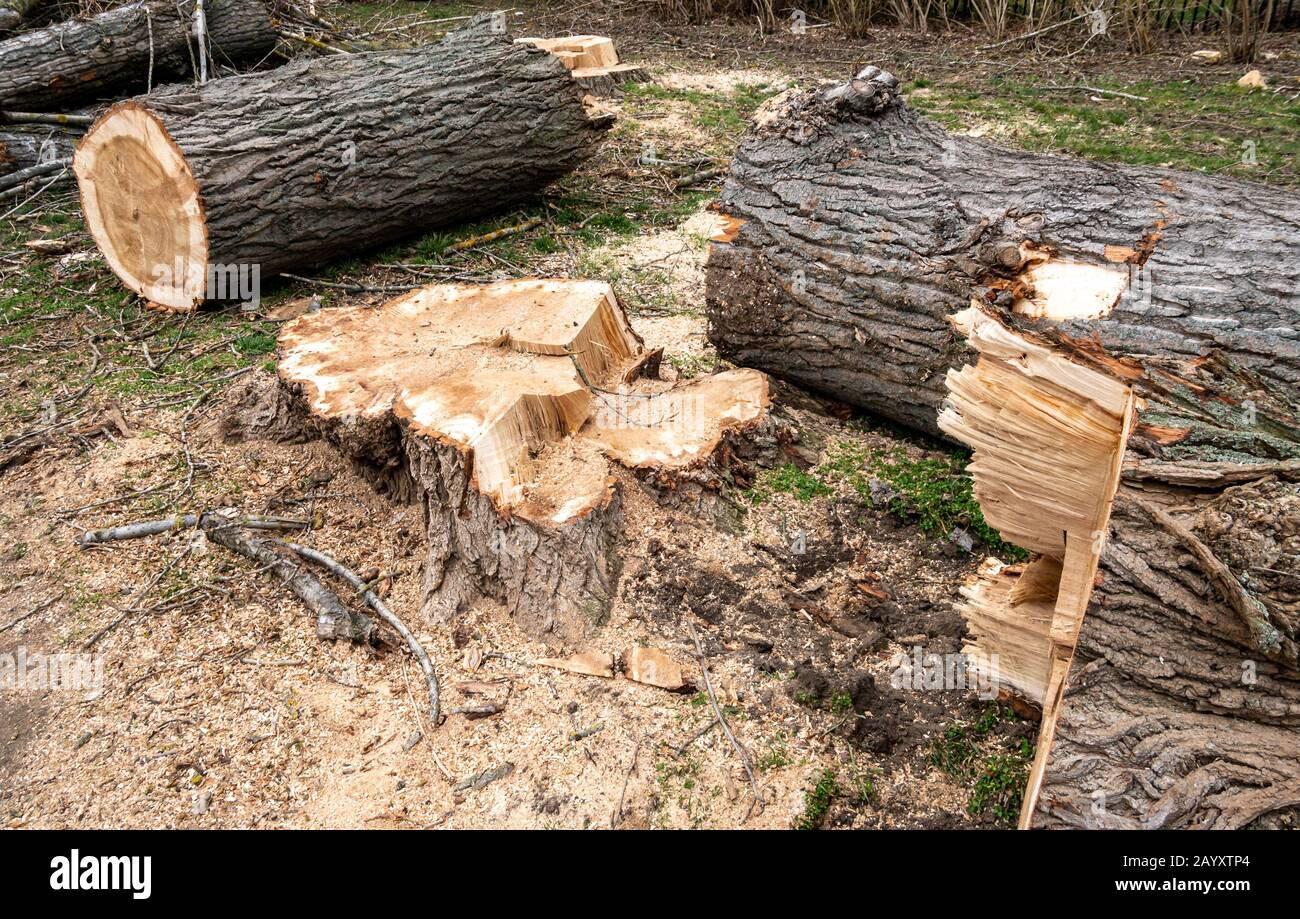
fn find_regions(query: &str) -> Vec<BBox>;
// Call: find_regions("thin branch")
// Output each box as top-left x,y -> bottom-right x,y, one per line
685,619 -> 762,821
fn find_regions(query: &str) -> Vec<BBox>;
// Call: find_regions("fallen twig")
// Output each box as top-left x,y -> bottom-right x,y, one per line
976,13 -> 1088,51
75,511 -> 379,646
1,112 -> 95,127
445,216 -> 543,253
1031,84 -> 1149,102
0,159 -> 71,193
675,166 -> 726,189
275,540 -> 440,725
686,620 -> 762,820
78,513 -> 307,546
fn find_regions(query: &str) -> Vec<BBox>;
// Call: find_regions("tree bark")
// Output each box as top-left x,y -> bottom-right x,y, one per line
0,0 -> 278,112
707,68 -> 1300,829
704,68 -> 1300,439
73,16 -> 613,310
0,0 -> 42,33
0,125 -> 76,175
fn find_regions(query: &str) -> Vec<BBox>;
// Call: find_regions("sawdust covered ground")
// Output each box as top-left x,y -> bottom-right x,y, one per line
0,373 -> 1004,829
0,5 -> 1049,830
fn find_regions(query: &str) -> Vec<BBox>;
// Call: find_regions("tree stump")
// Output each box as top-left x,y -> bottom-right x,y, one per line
705,67 -> 1300,829
264,279 -> 771,643
72,16 -> 610,311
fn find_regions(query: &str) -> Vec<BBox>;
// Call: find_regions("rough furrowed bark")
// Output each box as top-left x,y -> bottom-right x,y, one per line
0,0 -> 42,33
0,125 -> 77,175
710,67 -> 1300,829
230,279 -> 773,646
704,68 -> 1300,439
0,0 -> 278,112
73,16 -> 613,310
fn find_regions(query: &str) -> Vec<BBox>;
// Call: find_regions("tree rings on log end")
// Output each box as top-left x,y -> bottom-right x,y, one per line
73,101 -> 207,310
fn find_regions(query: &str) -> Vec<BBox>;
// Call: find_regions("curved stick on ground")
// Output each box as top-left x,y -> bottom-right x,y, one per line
77,512 -> 308,545
276,540 -> 440,725
686,620 -> 761,821
198,519 -> 377,644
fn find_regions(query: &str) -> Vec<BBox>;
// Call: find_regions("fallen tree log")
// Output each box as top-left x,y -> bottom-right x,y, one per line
225,279 -> 772,644
707,68 -> 1300,829
0,0 -> 41,33
0,125 -> 77,175
74,17 -> 612,311
0,0 -> 278,112
705,68 -> 1299,437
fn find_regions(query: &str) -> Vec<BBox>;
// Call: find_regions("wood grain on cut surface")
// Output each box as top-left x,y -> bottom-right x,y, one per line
269,278 -> 770,644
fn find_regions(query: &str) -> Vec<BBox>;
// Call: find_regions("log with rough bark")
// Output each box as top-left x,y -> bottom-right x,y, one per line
226,279 -> 771,644
0,0 -> 42,33
0,125 -> 77,175
707,68 -> 1300,829
0,0 -> 277,113
705,67 -> 1299,437
73,17 -> 612,311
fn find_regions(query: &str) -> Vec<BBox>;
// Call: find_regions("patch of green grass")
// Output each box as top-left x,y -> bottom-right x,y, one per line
969,742 -> 1033,824
907,74 -> 1299,186
829,690 -> 854,714
822,442 -> 1025,558
929,703 -> 1033,826
757,733 -> 792,771
624,82 -> 782,144
746,462 -> 833,505
795,769 -> 838,830
234,332 -> 277,356
853,769 -> 880,805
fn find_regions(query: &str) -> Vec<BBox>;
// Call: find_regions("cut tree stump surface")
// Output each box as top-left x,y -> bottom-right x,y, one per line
275,279 -> 770,641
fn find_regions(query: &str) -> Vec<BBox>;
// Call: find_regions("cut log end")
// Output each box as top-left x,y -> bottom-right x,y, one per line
74,102 -> 206,310
273,279 -> 770,642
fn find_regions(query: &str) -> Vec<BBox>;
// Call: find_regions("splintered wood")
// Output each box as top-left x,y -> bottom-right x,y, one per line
939,305 -> 1135,827
515,34 -> 649,93
279,279 -> 767,525
276,279 -> 769,641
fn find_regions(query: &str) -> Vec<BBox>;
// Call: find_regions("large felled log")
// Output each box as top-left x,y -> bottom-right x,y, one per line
0,0 -> 278,112
73,18 -> 611,311
0,125 -> 77,175
707,69 -> 1300,829
704,68 -> 1299,437
236,279 -> 770,644
0,0 -> 42,33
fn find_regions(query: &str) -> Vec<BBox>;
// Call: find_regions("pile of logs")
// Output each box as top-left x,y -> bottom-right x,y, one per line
705,67 -> 1300,829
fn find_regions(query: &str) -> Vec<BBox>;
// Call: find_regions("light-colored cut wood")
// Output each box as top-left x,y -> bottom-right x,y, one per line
623,647 -> 688,691
536,650 -> 615,678
73,102 -> 208,310
517,34 -> 618,70
942,304 -> 1136,829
